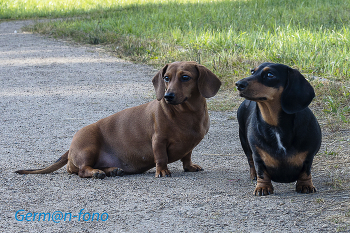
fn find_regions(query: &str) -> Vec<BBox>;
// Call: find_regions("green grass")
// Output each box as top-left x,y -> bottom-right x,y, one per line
1,0 -> 349,125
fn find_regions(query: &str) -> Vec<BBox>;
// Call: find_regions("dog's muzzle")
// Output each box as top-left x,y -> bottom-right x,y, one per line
164,92 -> 188,105
235,80 -> 248,91
164,92 -> 175,102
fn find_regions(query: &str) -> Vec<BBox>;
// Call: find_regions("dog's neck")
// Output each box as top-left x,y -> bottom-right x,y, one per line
173,97 -> 207,113
256,100 -> 282,126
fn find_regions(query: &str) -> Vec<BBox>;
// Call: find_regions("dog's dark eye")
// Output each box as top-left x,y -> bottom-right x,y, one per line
251,69 -> 255,75
267,72 -> 274,79
181,75 -> 191,82
163,76 -> 170,82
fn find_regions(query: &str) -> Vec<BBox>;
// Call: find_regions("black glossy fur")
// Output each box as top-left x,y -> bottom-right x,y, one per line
236,63 -> 321,195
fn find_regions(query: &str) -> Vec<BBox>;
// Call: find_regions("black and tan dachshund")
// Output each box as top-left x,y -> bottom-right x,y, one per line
236,63 -> 321,196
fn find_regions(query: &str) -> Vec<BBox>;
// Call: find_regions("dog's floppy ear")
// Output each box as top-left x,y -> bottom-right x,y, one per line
152,64 -> 168,101
281,68 -> 315,114
196,64 -> 221,98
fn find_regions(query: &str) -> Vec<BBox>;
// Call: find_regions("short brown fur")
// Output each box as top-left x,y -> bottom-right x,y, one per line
15,61 -> 221,179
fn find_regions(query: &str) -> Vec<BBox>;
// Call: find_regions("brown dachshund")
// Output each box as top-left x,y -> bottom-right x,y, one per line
236,63 -> 321,196
16,61 -> 221,179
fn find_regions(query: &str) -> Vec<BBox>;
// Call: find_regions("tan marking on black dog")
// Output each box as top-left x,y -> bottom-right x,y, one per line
256,101 -> 281,126
287,151 -> 308,167
262,67 -> 270,72
256,147 -> 279,168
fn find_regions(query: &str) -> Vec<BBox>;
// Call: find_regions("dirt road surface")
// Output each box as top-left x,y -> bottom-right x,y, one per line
1,20 -> 349,232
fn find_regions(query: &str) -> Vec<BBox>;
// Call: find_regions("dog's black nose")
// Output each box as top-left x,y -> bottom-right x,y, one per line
235,80 -> 248,91
164,92 -> 175,102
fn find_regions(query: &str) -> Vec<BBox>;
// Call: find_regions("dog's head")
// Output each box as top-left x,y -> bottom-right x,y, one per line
152,61 -> 221,105
235,63 -> 315,114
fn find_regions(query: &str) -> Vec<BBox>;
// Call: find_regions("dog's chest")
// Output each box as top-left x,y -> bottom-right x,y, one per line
251,124 -> 292,157
168,114 -> 208,150
251,124 -> 310,169
271,130 -> 287,154
175,117 -> 208,142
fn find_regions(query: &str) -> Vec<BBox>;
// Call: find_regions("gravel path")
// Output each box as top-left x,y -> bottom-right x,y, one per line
1,20 -> 349,232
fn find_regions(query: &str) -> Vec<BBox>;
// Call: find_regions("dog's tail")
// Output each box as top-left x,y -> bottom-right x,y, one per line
15,150 -> 69,174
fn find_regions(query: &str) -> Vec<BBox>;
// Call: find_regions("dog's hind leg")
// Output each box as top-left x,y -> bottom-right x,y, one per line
78,166 -> 106,179
181,151 -> 203,172
69,150 -> 107,179
67,160 -> 79,175
101,167 -> 124,177
239,129 -> 257,180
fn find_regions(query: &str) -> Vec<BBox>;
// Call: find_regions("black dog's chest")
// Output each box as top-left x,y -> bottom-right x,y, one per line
248,119 -> 310,182
250,123 -> 291,156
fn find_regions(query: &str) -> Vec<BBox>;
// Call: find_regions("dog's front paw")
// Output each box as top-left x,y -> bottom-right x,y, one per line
155,169 -> 171,178
254,183 -> 274,196
296,182 -> 316,194
109,168 -> 124,177
254,175 -> 274,196
184,164 -> 203,172
92,170 -> 106,179
296,173 -> 316,194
